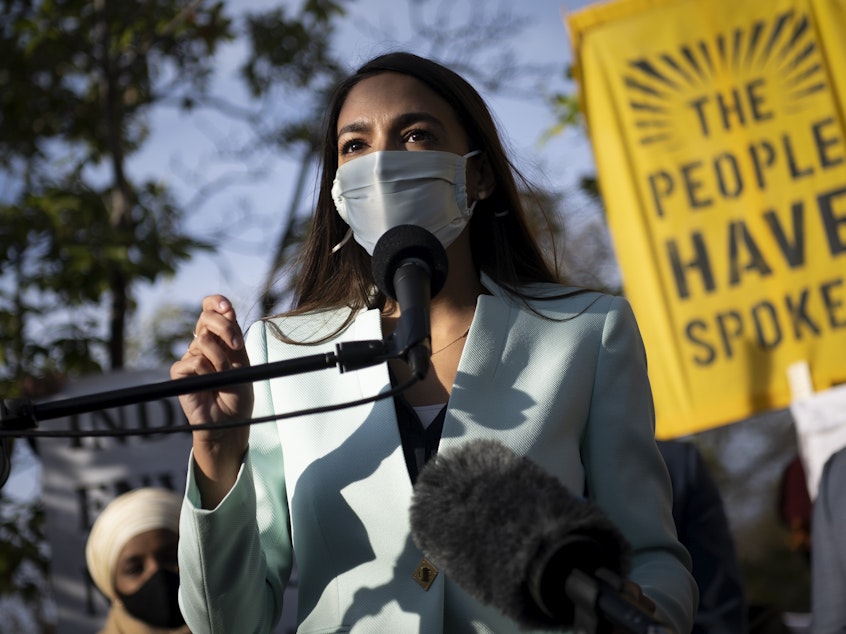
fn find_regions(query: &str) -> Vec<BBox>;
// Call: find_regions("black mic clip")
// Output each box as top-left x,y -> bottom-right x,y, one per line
334,339 -> 393,374
1,398 -> 38,431
530,534 -> 669,634
565,567 -> 671,634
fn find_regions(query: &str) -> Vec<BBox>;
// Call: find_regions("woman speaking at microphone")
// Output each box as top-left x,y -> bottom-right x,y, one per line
172,52 -> 697,633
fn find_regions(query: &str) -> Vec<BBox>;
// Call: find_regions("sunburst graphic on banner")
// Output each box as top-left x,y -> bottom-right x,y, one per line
622,9 -> 827,149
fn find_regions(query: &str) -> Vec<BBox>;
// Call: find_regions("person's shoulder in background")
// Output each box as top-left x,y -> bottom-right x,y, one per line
657,439 -> 749,634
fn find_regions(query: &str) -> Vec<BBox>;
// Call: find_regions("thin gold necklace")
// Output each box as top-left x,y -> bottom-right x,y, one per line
431,327 -> 470,356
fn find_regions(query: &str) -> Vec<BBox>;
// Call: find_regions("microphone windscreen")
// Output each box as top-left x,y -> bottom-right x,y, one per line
371,225 -> 448,300
409,438 -> 631,629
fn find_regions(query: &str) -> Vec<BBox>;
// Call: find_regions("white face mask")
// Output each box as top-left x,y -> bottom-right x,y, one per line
331,149 -> 480,255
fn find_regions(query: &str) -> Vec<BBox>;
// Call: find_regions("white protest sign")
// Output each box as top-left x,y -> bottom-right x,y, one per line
790,380 -> 846,500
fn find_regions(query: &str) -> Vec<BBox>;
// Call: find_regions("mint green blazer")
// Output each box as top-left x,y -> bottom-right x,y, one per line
178,276 -> 697,633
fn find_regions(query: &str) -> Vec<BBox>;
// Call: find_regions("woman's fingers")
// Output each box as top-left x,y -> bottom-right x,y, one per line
171,294 -> 253,425
202,294 -> 235,317
193,296 -> 244,352
187,330 -> 240,372
182,295 -> 247,371
172,349 -> 217,378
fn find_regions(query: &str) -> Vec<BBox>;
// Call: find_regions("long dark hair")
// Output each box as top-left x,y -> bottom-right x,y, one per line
287,51 -> 559,321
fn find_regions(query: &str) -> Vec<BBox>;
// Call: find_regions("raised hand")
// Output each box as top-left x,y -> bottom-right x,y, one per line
171,294 -> 254,508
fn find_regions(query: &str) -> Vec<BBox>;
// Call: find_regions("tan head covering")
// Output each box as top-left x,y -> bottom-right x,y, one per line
85,487 -> 182,601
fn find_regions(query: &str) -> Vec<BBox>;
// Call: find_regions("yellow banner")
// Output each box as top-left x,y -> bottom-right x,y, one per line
567,0 -> 846,437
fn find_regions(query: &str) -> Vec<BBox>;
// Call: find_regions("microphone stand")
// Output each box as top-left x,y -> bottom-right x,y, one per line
0,319 -> 426,487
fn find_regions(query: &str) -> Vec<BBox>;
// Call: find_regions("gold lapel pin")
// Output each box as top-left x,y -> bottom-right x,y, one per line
412,557 -> 439,591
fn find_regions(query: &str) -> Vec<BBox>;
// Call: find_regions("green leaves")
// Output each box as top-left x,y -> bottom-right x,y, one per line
0,0 -> 236,381
241,1 -> 345,95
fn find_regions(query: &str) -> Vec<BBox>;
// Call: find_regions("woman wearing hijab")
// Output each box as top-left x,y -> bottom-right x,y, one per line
85,487 -> 189,634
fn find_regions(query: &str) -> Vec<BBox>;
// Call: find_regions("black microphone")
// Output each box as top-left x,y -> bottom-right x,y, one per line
409,439 -> 671,634
371,225 -> 448,380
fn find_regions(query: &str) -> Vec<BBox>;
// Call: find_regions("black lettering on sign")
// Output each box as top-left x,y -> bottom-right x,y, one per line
666,185 -> 846,300
67,398 -> 189,451
626,10 -> 823,152
686,79 -> 774,137
762,202 -> 805,267
716,310 -> 743,360
785,288 -> 822,339
649,170 -> 674,218
728,220 -> 773,284
751,301 -> 782,350
685,319 -> 716,365
819,186 -> 846,255
813,117 -> 845,169
681,161 -> 714,210
684,276 -> 845,365
76,474 -> 181,532
820,279 -> 846,329
667,232 -> 716,299
714,152 -> 743,199
749,139 -> 776,190
645,119 -> 843,219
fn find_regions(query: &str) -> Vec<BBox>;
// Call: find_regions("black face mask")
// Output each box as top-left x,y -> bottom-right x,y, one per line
116,568 -> 185,629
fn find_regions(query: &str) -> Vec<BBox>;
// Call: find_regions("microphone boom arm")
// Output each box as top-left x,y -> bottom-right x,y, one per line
1,337 -> 396,431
